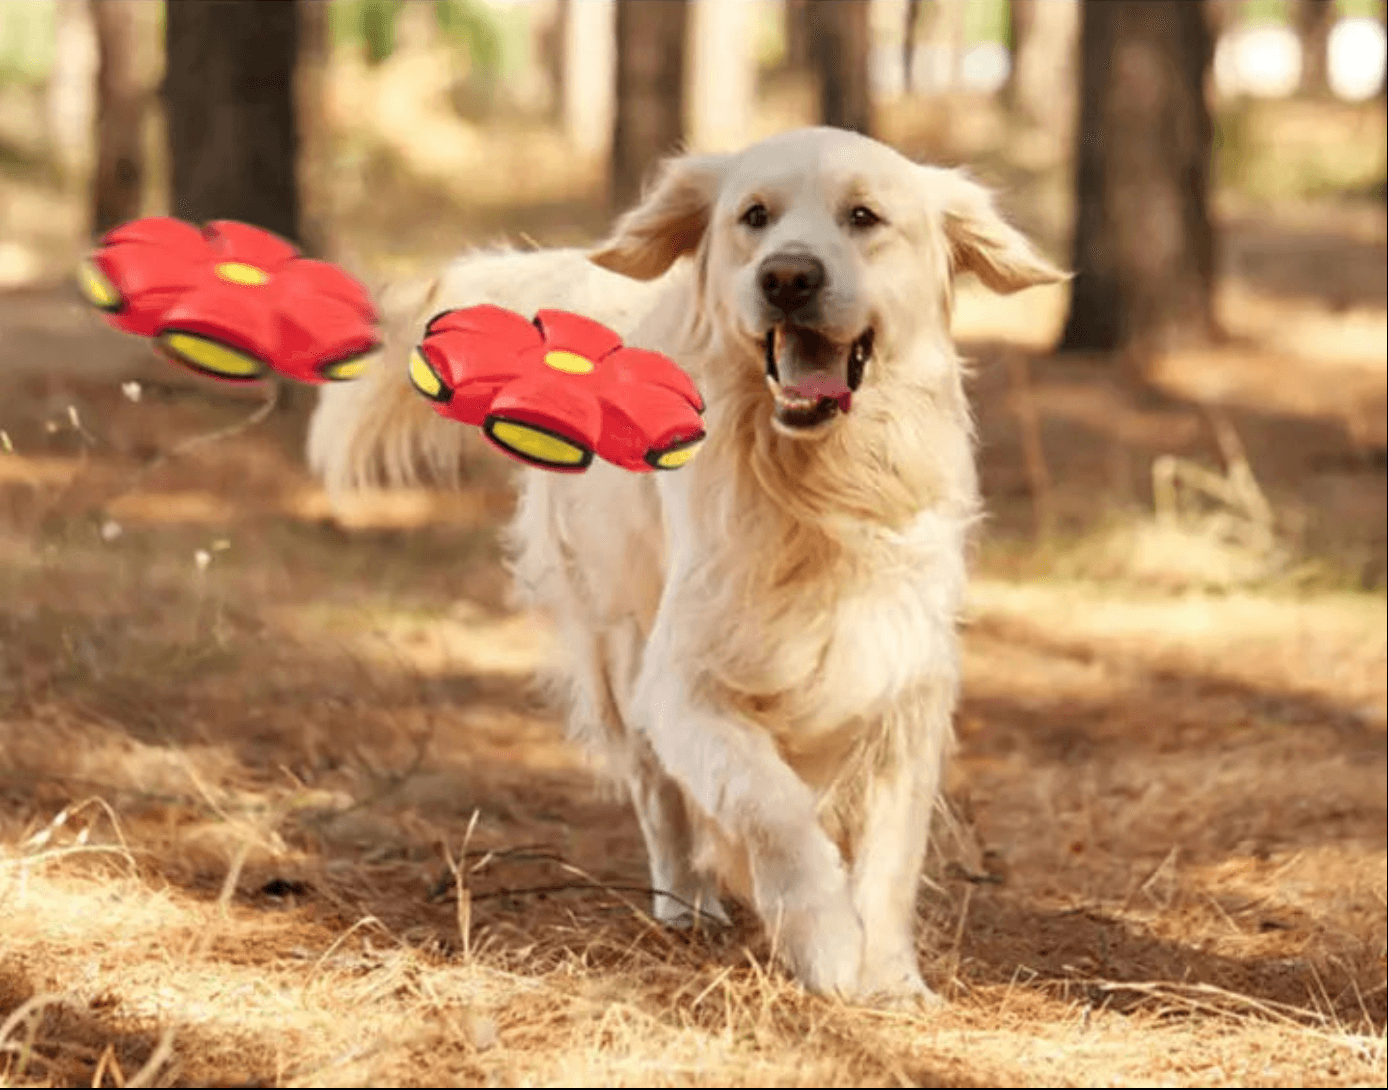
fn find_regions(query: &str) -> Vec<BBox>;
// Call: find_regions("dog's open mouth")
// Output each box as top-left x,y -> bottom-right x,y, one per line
764,326 -> 874,432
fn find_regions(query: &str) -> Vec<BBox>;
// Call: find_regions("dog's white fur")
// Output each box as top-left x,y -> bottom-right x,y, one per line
308,128 -> 1064,1002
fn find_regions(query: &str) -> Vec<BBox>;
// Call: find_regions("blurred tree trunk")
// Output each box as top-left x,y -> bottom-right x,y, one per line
806,0 -> 871,134
610,0 -> 688,213
688,0 -> 754,152
563,0 -> 615,157
1296,0 -> 1334,97
1004,0 -> 1034,101
90,0 -> 145,235
1004,0 -> 1079,134
903,0 -> 924,92
924,0 -> 967,91
163,0 -> 301,244
1060,0 -> 1217,362
785,0 -> 811,72
47,0 -> 98,187
537,0 -> 566,122
296,0 -> 332,259
1381,0 -> 1387,102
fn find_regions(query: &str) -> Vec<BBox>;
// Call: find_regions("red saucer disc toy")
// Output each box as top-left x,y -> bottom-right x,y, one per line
409,305 -> 706,474
78,217 -> 381,384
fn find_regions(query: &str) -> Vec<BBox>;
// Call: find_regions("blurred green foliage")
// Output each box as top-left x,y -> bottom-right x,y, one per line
0,0 -> 55,85
961,0 -> 1009,47
1216,98 -> 1387,201
330,0 -> 504,78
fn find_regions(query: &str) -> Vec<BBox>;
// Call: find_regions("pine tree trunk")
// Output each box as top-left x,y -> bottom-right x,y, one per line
1059,0 -> 1217,362
563,0 -> 616,157
1296,0 -> 1334,98
90,0 -> 145,235
296,0 -> 332,259
163,0 -> 301,244
785,0 -> 811,73
688,0 -> 755,153
806,0 -> 871,134
1005,0 -> 1079,131
610,0 -> 688,213
903,0 -> 924,93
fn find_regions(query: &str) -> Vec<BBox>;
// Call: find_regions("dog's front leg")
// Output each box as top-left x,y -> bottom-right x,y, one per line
632,636 -> 865,996
848,687 -> 954,1004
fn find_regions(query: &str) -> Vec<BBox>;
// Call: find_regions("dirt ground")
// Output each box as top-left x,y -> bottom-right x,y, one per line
1,81 -> 1385,1086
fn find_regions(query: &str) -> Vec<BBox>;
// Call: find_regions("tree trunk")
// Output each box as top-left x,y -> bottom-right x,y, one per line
47,0 -> 98,187
903,0 -> 924,92
563,0 -> 616,157
1004,0 -> 1079,134
90,0 -> 146,235
688,0 -> 755,152
163,0 -> 300,244
610,0 -> 688,213
296,0 -> 332,259
785,0 -> 811,72
1004,0 -> 1035,103
1059,0 -> 1217,361
1296,0 -> 1334,98
806,0 -> 871,134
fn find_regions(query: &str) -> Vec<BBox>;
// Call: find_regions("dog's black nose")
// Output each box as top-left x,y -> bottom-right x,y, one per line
758,253 -> 826,315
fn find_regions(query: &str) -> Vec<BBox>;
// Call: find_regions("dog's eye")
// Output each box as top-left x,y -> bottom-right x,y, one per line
848,205 -> 882,229
740,203 -> 770,230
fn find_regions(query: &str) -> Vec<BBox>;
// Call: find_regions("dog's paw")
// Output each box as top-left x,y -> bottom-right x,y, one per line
858,960 -> 942,1011
653,885 -> 730,931
779,896 -> 866,998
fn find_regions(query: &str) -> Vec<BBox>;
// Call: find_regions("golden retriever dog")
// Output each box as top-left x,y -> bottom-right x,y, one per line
308,127 -> 1064,1003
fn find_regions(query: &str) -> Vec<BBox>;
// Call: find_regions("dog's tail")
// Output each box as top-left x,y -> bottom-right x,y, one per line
306,276 -> 470,499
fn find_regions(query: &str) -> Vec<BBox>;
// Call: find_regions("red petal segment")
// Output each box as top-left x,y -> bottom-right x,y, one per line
91,245 -> 208,337
204,220 -> 301,271
423,327 -> 537,392
593,381 -> 707,472
274,259 -> 379,322
426,304 -> 543,356
601,347 -> 705,414
159,282 -> 280,365
100,216 -> 210,260
487,373 -> 604,456
275,294 -> 381,381
533,309 -> 623,361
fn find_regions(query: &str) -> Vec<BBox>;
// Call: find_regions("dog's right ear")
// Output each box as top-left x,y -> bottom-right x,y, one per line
589,153 -> 729,281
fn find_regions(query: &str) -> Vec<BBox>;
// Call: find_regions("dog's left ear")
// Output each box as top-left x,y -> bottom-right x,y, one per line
590,153 -> 730,281
927,167 -> 1069,294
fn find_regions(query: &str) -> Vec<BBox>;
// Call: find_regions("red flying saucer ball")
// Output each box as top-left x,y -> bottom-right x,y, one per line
77,216 -> 381,385
408,305 -> 706,474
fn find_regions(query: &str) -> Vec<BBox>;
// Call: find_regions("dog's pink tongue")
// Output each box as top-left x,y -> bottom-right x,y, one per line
785,374 -> 853,412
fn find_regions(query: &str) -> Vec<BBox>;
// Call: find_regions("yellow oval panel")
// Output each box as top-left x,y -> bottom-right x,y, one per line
215,262 -> 269,286
77,260 -> 122,311
159,332 -> 265,380
408,347 -> 445,399
543,350 -> 595,375
489,419 -> 589,467
321,350 -> 377,382
652,440 -> 703,470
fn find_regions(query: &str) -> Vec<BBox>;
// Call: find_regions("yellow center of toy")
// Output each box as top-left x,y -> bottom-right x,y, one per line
490,420 -> 587,466
653,441 -> 703,469
215,262 -> 269,286
543,350 -> 594,375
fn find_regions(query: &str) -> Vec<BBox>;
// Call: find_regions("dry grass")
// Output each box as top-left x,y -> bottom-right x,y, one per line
1,59 -> 1385,1088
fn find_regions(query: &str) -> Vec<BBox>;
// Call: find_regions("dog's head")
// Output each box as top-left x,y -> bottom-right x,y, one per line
590,127 -> 1065,439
